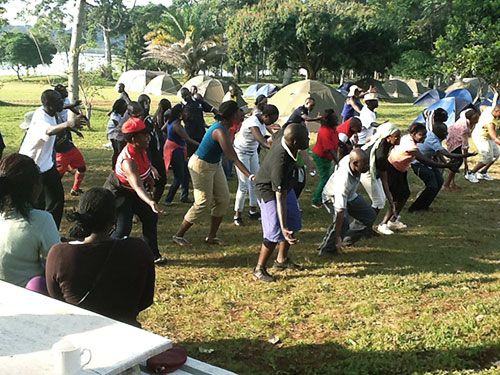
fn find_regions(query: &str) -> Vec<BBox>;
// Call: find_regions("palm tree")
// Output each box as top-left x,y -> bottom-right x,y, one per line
144,8 -> 226,80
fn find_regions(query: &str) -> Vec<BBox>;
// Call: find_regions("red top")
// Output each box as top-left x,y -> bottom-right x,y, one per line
115,143 -> 151,190
336,119 -> 354,138
312,126 -> 339,160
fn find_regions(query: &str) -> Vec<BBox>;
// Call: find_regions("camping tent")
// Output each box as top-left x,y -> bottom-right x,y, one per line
269,80 -> 344,130
480,93 -> 500,107
383,80 -> 414,98
115,70 -> 164,93
181,75 -> 212,91
405,79 -> 427,97
256,84 -> 278,98
446,78 -> 489,101
179,77 -> 247,110
243,84 -> 263,98
413,89 -> 445,106
414,97 -> 475,126
445,88 -> 473,103
338,82 -> 355,97
144,74 -> 181,96
354,78 -> 390,98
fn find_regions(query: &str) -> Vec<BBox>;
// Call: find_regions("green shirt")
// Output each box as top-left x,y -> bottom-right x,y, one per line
0,209 -> 60,287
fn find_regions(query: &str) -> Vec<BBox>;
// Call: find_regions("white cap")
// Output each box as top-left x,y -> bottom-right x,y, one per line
348,85 -> 361,97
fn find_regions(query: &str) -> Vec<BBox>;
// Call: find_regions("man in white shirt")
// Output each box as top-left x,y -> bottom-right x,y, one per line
19,89 -> 86,228
358,93 -> 381,146
318,148 -> 376,255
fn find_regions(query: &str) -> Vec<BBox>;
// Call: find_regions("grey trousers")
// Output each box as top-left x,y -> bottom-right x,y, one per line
318,195 -> 376,254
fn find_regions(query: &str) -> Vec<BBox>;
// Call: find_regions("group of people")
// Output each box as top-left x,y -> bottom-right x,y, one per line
0,81 -> 499,329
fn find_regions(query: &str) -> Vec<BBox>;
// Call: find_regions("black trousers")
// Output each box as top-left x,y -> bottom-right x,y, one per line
408,163 -> 443,212
36,165 -> 64,229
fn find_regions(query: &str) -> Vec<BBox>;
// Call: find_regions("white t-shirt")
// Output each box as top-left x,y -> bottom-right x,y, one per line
322,155 -> 360,211
358,106 -> 377,145
107,112 -> 126,141
19,106 -> 57,173
234,115 -> 266,153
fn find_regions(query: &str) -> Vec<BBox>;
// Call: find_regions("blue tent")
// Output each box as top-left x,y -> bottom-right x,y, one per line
445,88 -> 473,103
480,92 -> 500,107
256,84 -> 278,98
243,84 -> 263,98
413,89 -> 445,106
414,97 -> 476,126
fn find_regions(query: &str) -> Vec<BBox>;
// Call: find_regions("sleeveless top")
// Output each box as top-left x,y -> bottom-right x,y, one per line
167,121 -> 186,146
195,121 -> 227,163
114,143 -> 151,190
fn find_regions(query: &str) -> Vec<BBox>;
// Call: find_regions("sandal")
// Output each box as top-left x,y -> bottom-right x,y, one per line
172,235 -> 191,246
204,237 -> 227,246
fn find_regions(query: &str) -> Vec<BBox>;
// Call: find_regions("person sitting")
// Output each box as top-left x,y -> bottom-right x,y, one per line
172,101 -> 254,246
408,122 -> 475,213
444,108 -> 480,189
46,188 -> 155,328
253,124 -> 310,282
163,104 -> 199,206
103,114 -> 167,265
470,93 -> 500,181
0,153 -> 60,291
318,149 -> 376,256
311,109 -> 340,208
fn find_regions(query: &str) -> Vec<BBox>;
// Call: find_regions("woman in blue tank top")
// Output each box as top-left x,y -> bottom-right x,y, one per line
173,101 -> 254,246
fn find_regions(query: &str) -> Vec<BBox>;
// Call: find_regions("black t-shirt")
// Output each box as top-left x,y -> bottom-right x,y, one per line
284,105 -> 308,127
184,98 -> 214,142
255,131 -> 297,202
46,237 -> 155,328
366,141 -> 391,176
55,129 -> 75,153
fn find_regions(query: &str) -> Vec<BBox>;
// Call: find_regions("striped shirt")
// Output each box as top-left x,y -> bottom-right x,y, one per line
115,143 -> 151,191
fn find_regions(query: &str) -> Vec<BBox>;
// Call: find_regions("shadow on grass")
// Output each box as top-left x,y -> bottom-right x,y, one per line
181,338 -> 500,375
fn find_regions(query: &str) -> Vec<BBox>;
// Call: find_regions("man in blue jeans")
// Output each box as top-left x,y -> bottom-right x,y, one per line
319,149 -> 376,255
408,122 -> 475,212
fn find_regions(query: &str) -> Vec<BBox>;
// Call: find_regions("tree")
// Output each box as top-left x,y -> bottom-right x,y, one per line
86,0 -> 128,79
0,32 -> 56,79
145,7 -> 226,80
68,0 -> 86,108
435,0 -> 500,89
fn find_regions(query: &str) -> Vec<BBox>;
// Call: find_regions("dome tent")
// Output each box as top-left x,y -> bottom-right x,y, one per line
446,78 -> 489,101
413,89 -> 445,107
115,70 -> 164,93
383,80 -> 414,98
144,74 -> 181,95
405,79 -> 428,97
244,84 -> 263,98
354,78 -> 390,99
414,97 -> 475,126
256,84 -> 278,98
445,88 -> 473,103
269,80 -> 344,131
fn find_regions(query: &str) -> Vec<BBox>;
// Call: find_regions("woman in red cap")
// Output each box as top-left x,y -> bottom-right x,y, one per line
104,112 -> 167,265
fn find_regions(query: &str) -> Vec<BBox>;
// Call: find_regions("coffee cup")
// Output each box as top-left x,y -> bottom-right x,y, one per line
52,339 -> 91,375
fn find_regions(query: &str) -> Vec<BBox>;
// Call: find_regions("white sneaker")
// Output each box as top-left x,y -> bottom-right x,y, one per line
377,223 -> 394,235
387,219 -> 407,230
476,172 -> 485,180
482,172 -> 495,181
465,173 -> 478,183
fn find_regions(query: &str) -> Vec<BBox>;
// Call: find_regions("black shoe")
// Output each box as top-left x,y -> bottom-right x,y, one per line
154,256 -> 168,266
70,188 -> 84,196
318,247 -> 338,256
233,217 -> 244,226
253,267 -> 275,282
180,198 -> 193,204
248,211 -> 261,220
272,258 -> 302,271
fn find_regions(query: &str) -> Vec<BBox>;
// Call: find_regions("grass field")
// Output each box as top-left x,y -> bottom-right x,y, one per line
1,76 -> 500,375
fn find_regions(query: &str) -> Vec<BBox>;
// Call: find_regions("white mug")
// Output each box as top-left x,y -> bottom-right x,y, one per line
52,339 -> 92,375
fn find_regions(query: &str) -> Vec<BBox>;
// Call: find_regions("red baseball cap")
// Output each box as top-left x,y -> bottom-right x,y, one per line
121,117 -> 147,134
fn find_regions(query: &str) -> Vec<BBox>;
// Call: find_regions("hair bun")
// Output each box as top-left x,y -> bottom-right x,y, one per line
0,174 -> 10,195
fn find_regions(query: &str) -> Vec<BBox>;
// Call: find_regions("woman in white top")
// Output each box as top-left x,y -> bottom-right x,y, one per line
0,153 -> 60,292
107,99 -> 128,169
233,104 -> 278,226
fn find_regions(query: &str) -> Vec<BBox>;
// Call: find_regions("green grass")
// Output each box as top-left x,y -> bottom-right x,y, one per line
1,77 -> 500,375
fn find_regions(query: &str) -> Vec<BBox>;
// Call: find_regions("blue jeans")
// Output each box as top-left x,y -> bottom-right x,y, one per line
408,163 -> 443,212
318,195 -> 376,254
165,149 -> 189,203
112,191 -> 160,259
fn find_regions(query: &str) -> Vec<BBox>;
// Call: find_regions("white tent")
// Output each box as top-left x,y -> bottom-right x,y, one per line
115,70 -> 164,93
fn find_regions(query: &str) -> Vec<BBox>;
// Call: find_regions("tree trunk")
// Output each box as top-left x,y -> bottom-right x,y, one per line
308,67 -> 317,81
340,69 -> 345,86
14,66 -> 22,80
283,67 -> 292,86
68,0 -> 85,120
234,63 -> 240,83
102,26 -> 113,79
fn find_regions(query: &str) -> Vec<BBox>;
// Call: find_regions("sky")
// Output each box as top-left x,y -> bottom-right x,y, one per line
4,0 -> 171,26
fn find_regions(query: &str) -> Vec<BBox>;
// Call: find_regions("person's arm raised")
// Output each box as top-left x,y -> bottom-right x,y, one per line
121,159 -> 162,214
212,128 -> 254,180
